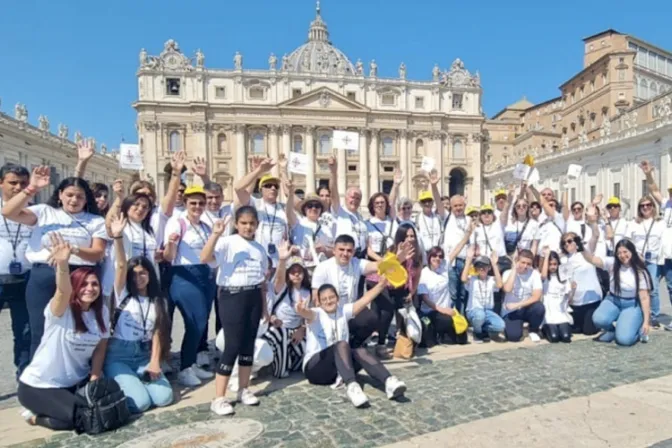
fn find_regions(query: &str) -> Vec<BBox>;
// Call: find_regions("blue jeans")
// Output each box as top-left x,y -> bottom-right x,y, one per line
169,265 -> 214,370
0,275 -> 31,375
662,259 -> 672,308
449,258 -> 467,314
103,338 -> 173,413
646,262 -> 660,318
467,308 -> 505,335
592,294 -> 643,347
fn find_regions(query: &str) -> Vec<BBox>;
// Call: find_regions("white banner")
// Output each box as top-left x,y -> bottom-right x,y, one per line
332,130 -> 359,152
288,152 -> 308,175
119,143 -> 143,170
567,164 -> 583,179
420,156 -> 435,173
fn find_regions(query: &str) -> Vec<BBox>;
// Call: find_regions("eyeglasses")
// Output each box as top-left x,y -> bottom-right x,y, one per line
178,190 -> 186,194
572,207 -> 583,212
606,205 -> 619,209
188,201 -> 206,206
640,203 -> 653,209
515,204 -> 528,209
480,211 -> 493,215
421,200 -> 433,206
263,184 -> 279,190
401,206 -> 412,211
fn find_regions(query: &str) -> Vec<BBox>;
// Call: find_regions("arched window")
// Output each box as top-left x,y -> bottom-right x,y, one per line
293,135 -> 303,153
217,134 -> 227,153
169,131 -> 181,152
382,136 -> 394,156
452,139 -> 465,159
640,78 -> 649,99
650,82 -> 658,98
252,132 -> 264,154
415,139 -> 424,156
318,134 -> 331,155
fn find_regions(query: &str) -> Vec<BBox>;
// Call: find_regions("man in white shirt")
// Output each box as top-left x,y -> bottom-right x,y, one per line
493,189 -> 508,220
604,197 -> 628,256
0,163 -> 32,377
501,249 -> 545,342
327,157 -> 367,260
442,195 -> 470,313
415,171 -> 448,253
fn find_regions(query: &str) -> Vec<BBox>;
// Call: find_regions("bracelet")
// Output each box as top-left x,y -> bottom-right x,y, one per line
23,186 -> 37,196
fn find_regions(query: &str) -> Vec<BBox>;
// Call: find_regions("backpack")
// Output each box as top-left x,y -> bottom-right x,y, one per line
74,378 -> 130,435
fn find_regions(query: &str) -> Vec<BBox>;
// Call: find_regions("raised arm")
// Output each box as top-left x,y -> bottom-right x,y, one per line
234,157 -> 276,207
352,278 -> 389,316
47,233 -> 73,318
449,219 -> 476,262
110,216 -> 128,296
460,246 -> 475,283
640,160 -> 664,205
283,177 -> 298,228
428,170 -> 446,218
327,156 -> 340,213
191,156 -> 211,184
274,241 -> 297,294
499,187 -> 515,226
362,239 -> 416,276
73,140 -> 95,179
388,169 -> 403,220
585,206 -> 600,254
502,268 -> 517,293
540,247 -> 550,280
161,151 -> 186,217
490,251 -> 503,289
105,179 -> 125,235
200,219 -> 227,264
1,165 -> 50,226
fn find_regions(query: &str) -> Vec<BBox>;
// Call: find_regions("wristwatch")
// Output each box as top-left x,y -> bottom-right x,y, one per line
71,245 -> 81,255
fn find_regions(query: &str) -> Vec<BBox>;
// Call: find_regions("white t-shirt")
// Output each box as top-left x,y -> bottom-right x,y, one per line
0,198 -> 33,275
214,234 -> 268,287
503,219 -> 539,253
201,204 -> 233,231
164,216 -> 213,266
471,222 -> 506,258
501,269 -> 543,317
251,197 -> 288,265
25,205 -> 106,266
566,218 -> 592,245
661,201 -> 672,260
268,286 -> 309,329
291,216 -> 334,267
626,218 -> 665,265
417,265 -> 451,313
303,303 -> 354,370
366,217 -> 395,256
311,257 -> 370,304
563,252 -> 602,306
603,257 -> 651,299
416,212 -> 443,251
112,286 -> 156,343
442,214 -> 470,261
149,205 -> 169,248
318,211 -> 336,234
466,276 -> 499,311
606,217 -> 629,253
20,301 -> 110,388
334,207 -> 368,251
537,214 -> 566,254
543,276 -> 572,325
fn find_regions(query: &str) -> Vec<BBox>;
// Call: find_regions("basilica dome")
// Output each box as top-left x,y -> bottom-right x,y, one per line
286,3 -> 355,76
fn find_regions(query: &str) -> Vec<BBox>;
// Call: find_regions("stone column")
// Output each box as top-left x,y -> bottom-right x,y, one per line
369,129 -> 379,195
399,130 -> 409,198
235,124 -> 246,179
336,128 -> 347,197
469,133 -> 483,203
281,125 -> 291,159
305,126 -> 316,194
359,130 -> 369,202
269,125 -> 279,176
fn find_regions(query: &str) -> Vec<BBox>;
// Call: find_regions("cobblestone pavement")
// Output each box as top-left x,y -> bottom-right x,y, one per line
11,332 -> 672,448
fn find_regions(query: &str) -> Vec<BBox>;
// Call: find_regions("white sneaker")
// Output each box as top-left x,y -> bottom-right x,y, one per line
237,388 -> 260,406
385,376 -> 407,400
210,397 -> 234,416
196,351 -> 210,367
529,332 -> 541,343
20,408 -> 35,422
346,382 -> 369,408
177,367 -> 202,387
191,364 -> 214,380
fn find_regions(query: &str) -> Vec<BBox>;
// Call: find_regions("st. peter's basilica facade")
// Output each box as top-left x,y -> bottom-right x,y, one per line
134,3 -> 484,205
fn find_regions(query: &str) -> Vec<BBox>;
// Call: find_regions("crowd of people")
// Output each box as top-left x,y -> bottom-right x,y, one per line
0,143 -> 669,429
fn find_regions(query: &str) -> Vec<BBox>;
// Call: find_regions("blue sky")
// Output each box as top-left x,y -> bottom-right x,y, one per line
1,0 -> 670,152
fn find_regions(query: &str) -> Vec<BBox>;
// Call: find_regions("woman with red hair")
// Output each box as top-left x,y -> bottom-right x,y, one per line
17,233 -> 109,430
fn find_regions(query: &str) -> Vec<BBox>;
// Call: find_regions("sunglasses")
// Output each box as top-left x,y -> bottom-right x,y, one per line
188,201 -> 206,206
263,184 -> 279,190
606,204 -> 619,209
515,204 -> 528,209
420,200 -> 433,205
562,238 -> 576,246
480,211 -> 493,215
572,207 -> 584,212
640,203 -> 653,208
401,206 -> 412,211
305,202 -> 322,210
178,190 -> 186,194
430,254 -> 445,259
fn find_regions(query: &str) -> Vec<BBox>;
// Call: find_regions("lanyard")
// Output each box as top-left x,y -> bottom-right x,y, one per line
2,218 -> 22,260
348,212 -> 364,248
137,297 -> 151,340
327,311 -> 340,346
421,213 -> 438,245
129,223 -> 148,258
265,203 -> 278,241
189,221 -> 210,246
311,221 -> 322,242
64,211 -> 92,237
371,219 -> 391,252
456,216 -> 467,233
481,224 -> 493,253
337,263 -> 354,303
641,219 -> 656,254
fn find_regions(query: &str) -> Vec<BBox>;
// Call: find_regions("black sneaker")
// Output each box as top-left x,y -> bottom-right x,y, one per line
651,318 -> 661,329
473,333 -> 490,344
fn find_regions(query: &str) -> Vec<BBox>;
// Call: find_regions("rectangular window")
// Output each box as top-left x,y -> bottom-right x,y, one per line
292,89 -> 302,98
590,185 -> 596,200
381,93 -> 396,106
382,180 -> 393,195
166,78 -> 180,96
415,96 -> 424,109
346,91 -> 356,101
613,182 -> 621,197
249,87 -> 265,99
215,86 -> 226,98
571,187 -> 576,203
452,93 -> 463,109
383,166 -> 394,173
348,165 -> 357,172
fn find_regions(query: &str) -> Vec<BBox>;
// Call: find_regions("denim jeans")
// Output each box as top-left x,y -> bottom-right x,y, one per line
467,308 -> 505,335
592,294 -> 644,347
449,258 -> 467,314
646,262 -> 660,318
103,338 -> 173,413
662,259 -> 672,308
169,265 -> 214,371
0,275 -> 31,375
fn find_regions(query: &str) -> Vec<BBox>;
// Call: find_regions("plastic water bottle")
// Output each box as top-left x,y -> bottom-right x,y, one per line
640,334 -> 650,343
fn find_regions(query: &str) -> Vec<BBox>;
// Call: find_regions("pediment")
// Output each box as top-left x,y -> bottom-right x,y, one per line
278,87 -> 369,112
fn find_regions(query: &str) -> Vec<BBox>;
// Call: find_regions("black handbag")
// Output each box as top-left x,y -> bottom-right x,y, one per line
75,378 -> 130,435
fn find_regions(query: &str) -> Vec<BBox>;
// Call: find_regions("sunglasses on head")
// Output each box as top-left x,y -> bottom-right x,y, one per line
263,183 -> 279,190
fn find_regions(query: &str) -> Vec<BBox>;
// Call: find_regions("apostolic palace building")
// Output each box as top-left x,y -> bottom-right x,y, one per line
133,3 -> 485,204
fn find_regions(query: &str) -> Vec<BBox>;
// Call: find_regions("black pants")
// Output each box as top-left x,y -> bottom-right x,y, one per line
504,302 -> 545,342
368,283 -> 407,346
0,275 -> 31,374
428,311 -> 468,344
304,341 -> 391,386
543,323 -> 572,343
198,288 -> 221,353
18,381 -> 86,431
347,307 -> 377,348
216,287 -> 263,376
571,301 -> 600,336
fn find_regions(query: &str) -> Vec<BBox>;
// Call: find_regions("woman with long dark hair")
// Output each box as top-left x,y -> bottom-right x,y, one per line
583,208 -> 652,346
91,183 -> 110,217
2,167 -> 106,359
103,216 -> 172,413
261,241 -> 308,378
18,233 -> 109,430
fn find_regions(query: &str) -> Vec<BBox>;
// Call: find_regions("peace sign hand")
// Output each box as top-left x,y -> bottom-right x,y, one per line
295,299 -> 309,314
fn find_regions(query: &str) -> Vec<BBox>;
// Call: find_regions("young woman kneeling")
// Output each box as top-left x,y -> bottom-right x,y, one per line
297,279 -> 407,408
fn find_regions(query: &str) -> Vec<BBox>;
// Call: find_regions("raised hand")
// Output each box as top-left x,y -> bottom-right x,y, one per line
278,154 -> 288,171
47,233 -> 71,266
428,170 -> 439,186
466,245 -> 476,259
541,245 -> 550,258
490,250 -> 499,264
251,156 -> 264,171
112,179 -> 124,198
295,299 -> 309,314
327,155 -> 337,172
259,157 -> 276,173
171,151 -> 186,174
29,165 -> 51,190
591,193 -> 603,206
109,216 -> 127,238
394,168 -> 404,186
283,177 -> 294,193
396,240 -> 415,263
212,218 -> 227,236
191,156 -> 207,177
77,140 -> 95,162
586,205 -> 598,224
278,240 -> 291,260
639,160 -> 653,175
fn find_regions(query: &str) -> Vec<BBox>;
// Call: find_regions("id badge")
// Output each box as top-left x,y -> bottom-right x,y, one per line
267,243 -> 277,255
9,261 -> 22,275
645,251 -> 653,262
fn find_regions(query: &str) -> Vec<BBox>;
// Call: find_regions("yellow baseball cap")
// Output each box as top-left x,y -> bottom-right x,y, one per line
418,191 -> 433,202
259,174 -> 280,188
466,206 -> 479,215
607,197 -> 621,206
480,204 -> 494,212
494,189 -> 507,198
183,185 -> 206,197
